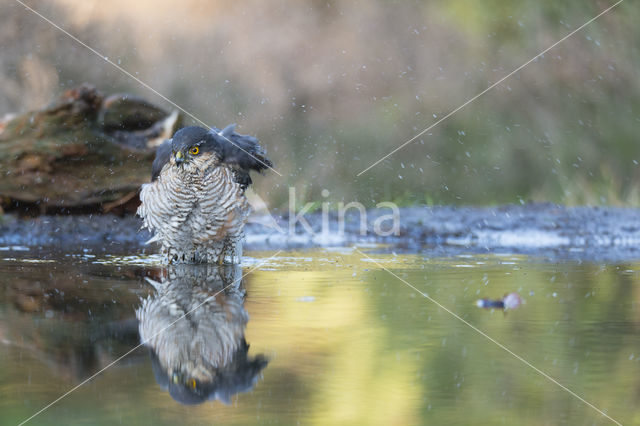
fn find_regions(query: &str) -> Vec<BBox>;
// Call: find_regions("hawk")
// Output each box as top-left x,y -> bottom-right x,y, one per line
138,125 -> 272,264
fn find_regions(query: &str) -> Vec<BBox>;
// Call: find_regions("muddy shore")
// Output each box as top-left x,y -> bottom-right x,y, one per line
2,204 -> 640,262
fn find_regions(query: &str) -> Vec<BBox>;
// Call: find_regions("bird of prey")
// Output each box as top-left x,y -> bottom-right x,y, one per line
138,125 -> 272,264
136,265 -> 268,405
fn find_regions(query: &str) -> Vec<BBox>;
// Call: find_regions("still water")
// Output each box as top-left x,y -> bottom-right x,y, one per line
1,248 -> 639,425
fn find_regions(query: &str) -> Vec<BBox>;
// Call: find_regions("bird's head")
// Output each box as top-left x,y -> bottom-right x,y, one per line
151,124 -> 270,182
170,126 -> 224,170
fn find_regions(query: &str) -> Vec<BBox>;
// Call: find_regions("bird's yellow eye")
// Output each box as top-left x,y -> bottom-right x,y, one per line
189,147 -> 199,155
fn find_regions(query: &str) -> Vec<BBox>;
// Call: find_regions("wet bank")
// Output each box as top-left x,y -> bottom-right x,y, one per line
1,204 -> 640,262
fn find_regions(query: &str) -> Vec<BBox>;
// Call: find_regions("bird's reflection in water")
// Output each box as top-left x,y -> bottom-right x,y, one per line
136,265 -> 268,405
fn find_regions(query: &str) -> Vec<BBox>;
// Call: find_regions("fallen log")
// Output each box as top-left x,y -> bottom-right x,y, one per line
0,84 -> 181,213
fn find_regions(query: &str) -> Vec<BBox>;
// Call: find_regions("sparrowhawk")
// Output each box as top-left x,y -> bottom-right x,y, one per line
137,125 -> 272,264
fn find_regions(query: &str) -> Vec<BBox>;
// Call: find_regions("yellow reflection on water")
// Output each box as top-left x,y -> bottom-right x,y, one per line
3,250 -> 640,425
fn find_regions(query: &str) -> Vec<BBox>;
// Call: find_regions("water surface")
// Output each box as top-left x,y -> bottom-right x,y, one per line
1,248 -> 639,425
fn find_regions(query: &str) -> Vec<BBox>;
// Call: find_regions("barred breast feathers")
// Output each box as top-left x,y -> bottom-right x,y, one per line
139,160 -> 248,248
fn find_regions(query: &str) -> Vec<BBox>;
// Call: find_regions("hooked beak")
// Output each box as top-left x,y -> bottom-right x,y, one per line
174,150 -> 185,164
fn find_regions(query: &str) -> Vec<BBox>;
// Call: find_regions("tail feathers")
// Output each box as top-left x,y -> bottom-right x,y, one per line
144,276 -> 162,289
145,234 -> 162,245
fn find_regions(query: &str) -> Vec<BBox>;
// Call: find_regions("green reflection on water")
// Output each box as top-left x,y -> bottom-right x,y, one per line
1,250 -> 639,425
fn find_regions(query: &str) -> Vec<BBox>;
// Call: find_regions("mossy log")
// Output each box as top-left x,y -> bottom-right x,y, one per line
0,84 -> 180,212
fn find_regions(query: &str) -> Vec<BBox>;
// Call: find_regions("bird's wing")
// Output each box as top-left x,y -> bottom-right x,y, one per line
210,124 -> 273,173
151,139 -> 172,181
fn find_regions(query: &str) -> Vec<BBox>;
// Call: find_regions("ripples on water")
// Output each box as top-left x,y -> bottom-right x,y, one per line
1,247 -> 639,425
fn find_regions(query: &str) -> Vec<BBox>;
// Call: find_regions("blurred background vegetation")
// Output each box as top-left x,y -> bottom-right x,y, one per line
1,0 -> 638,209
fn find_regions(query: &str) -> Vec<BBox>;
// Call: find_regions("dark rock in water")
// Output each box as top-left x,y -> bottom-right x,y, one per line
476,293 -> 522,311
0,84 -> 181,213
